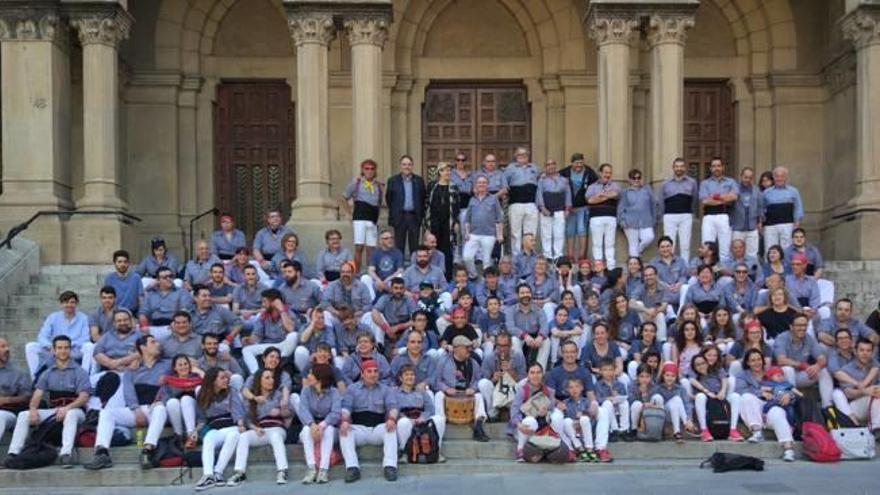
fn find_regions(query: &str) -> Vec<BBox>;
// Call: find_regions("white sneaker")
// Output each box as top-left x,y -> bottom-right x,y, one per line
301,467 -> 317,484
748,430 -> 764,443
276,470 -> 288,485
783,449 -> 796,462
194,474 -> 216,491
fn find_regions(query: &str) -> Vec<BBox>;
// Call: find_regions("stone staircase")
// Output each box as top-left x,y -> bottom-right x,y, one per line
822,261 -> 880,314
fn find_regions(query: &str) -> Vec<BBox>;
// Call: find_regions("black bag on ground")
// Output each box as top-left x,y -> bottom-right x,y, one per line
151,436 -> 186,468
5,417 -> 64,470
700,452 -> 765,473
822,405 -> 857,430
706,398 -> 731,440
286,414 -> 303,444
405,420 -> 440,464
795,397 -> 824,441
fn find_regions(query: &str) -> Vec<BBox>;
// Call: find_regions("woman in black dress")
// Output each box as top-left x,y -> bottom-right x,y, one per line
424,161 -> 460,279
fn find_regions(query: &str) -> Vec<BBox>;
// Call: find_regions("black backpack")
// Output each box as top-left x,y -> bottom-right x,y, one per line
794,397 -> 824,441
5,417 -> 63,470
405,420 -> 440,464
822,405 -> 857,430
700,452 -> 765,473
706,398 -> 731,440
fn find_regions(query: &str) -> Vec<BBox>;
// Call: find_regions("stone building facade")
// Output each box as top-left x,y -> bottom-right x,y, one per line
1,0 -> 879,263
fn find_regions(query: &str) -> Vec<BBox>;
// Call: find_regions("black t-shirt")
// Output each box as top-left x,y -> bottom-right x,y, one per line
758,307 -> 799,339
441,324 -> 479,345
866,310 -> 880,333
454,358 -> 473,390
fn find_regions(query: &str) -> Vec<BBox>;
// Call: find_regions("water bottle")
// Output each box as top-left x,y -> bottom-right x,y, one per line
136,428 -> 145,448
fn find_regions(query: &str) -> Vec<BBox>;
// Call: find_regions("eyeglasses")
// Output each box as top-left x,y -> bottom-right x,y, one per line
735,270 -> 749,274
379,236 -> 392,240
631,176 -> 642,180
455,158 -> 466,162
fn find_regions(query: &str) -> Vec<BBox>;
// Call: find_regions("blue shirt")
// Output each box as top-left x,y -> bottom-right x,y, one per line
369,247 -> 404,280
135,254 -> 181,278
210,229 -> 247,258
104,271 -> 143,312
731,183 -> 762,231
698,176 -> 738,207
617,185 -> 655,228
658,176 -> 699,215
253,225 -> 292,259
465,194 -> 504,236
762,184 -> 804,223
37,311 -> 91,351
402,175 -> 415,211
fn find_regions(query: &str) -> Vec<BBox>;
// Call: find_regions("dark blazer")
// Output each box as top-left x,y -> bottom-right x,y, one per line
560,164 -> 598,209
386,173 -> 426,225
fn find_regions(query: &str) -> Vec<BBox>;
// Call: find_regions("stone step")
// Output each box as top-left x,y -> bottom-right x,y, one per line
4,294 -> 100,310
38,265 -> 113,276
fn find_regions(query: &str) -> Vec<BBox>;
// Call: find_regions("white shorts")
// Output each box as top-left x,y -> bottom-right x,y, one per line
353,220 -> 378,246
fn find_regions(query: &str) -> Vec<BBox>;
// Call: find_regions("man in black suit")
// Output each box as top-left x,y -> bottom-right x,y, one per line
386,155 -> 426,258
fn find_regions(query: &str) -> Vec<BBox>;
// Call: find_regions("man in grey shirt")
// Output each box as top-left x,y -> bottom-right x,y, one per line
505,284 -> 549,370
731,167 -> 762,259
462,176 -> 504,280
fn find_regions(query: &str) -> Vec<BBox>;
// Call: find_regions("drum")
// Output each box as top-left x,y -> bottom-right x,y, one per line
444,394 -> 475,425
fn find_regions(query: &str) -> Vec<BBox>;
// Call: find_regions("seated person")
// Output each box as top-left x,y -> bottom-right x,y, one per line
477,331 -> 526,421
104,249 -> 143,313
760,365 -> 803,427
136,237 -> 182,290
332,306 -> 373,369
293,308 -> 338,373
628,265 -> 672,341
524,256 -> 559,312
231,264 -> 263,330
390,329 -> 438,389
138,266 -> 193,340
773,314 -> 833,408
190,284 -> 242,353
340,331 -> 392,385
252,208 -> 292,271
0,336 -> 32,447
505,284 -> 550,370
160,311 -> 203,362
394,310 -> 441,359
474,266 -> 515,308
241,288 -> 298,374
89,286 -> 119,343
361,227 -> 404,300
594,358 -> 631,442
838,338 -> 880,432
784,253 -> 823,320
272,232 -> 315,280
320,261 -> 372,325
817,299 -> 879,348
314,229 -> 352,284
409,232 -> 446,276
295,363 -> 341,485
26,291 -> 93,378
368,277 -> 417,350
206,263 -> 236,306
783,228 -> 824,278
433,336 -> 490,442
394,364 -> 447,460
513,234 -> 539,281
184,240 -> 221,290
210,214 -> 247,261
402,246 -> 451,310
439,308 -> 481,358
197,334 -> 244,390
225,247 -> 257,286
91,310 -> 140,383
277,260 -> 321,324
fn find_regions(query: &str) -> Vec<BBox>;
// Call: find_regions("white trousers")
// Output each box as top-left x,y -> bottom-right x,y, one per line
663,213 -> 693,260
832,389 -> 855,417
515,411 -> 564,449
242,332 -> 299,374
732,230 -> 760,259
201,426 -> 240,477
589,217 -> 618,269
624,227 -> 655,258
434,392 -> 487,422
300,425 -> 337,470
8,408 -> 85,456
540,211 -> 566,260
463,234 -> 498,279
694,393 -> 741,432
509,203 -> 538,256
738,393 -> 794,443
0,410 -> 16,447
601,399 -> 630,431
763,223 -> 793,250
340,424 -> 397,468
630,395 -> 665,431
166,396 -> 197,435
702,214 -> 732,260
849,396 -> 880,428
397,415 -> 447,451
781,366 -> 833,407
511,336 -> 551,371
664,395 -> 688,434
97,404 -> 166,449
25,342 -> 94,378
476,378 -> 520,418
234,426 -> 288,472
561,407 -> 610,450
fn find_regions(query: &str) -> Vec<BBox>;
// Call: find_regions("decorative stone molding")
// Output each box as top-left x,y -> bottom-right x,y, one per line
647,14 -> 695,47
70,10 -> 131,48
586,14 -> 638,46
0,8 -> 63,43
288,12 -> 335,46
841,7 -> 880,50
344,15 -> 389,48
824,52 -> 858,96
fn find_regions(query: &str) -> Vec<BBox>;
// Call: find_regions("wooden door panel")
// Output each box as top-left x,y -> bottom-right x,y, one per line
215,81 -> 295,240
683,81 -> 735,180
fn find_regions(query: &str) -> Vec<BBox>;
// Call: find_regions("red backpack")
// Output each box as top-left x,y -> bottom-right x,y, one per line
802,422 -> 841,463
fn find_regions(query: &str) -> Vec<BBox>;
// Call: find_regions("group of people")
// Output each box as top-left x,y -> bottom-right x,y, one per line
2,149 -> 880,488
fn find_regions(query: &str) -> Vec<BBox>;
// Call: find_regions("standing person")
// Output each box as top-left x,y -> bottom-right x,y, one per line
104,249 -> 143,313
462,175 -> 505,280
473,153 -> 510,261
210,214 -> 247,261
6,336 -> 90,469
731,167 -> 762,259
617,169 -> 655,258
385,154 -> 426,258
0,336 -> 32,447
699,157 -> 738,260
296,363 -> 341,485
451,151 -> 473,257
193,367 -> 246,491
536,159 -> 571,261
253,208 -> 292,273
424,161 -> 459,279
560,153 -> 598,261
586,163 -> 621,268
658,157 -> 699,261
761,166 -> 803,250
344,159 -> 384,272
503,147 -> 540,257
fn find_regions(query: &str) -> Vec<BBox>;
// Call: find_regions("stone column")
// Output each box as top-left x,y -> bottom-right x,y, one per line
0,6 -> 72,261
842,5 -> 880,208
287,12 -> 337,221
647,12 -> 694,183
70,6 -> 131,210
345,15 -> 389,174
586,11 -> 638,168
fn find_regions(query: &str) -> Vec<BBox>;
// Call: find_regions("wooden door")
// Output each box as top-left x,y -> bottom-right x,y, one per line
214,81 -> 295,240
683,81 -> 735,180
422,83 -> 530,181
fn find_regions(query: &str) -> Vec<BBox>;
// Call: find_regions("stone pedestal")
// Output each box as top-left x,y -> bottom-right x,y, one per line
647,12 -> 694,183
586,10 -> 637,169
345,15 -> 388,173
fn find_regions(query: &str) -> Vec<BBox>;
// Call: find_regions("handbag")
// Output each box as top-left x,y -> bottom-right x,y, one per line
831,427 -> 876,460
527,425 -> 561,451
492,372 -> 516,410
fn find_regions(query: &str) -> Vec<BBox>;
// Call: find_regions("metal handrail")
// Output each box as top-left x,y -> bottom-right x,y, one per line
188,208 -> 219,261
0,209 -> 142,250
830,207 -> 880,221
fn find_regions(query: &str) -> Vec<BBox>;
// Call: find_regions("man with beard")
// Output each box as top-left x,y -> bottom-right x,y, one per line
369,277 -> 417,351
103,250 -> 143,313
477,331 -> 525,421
231,264 -> 262,332
658,158 -> 699,261
361,227 -> 405,301
6,336 -> 90,469
241,289 -> 298,374
84,335 -> 171,471
409,232 -> 447,277
505,284 -> 550,370
197,334 -> 244,390
731,167 -> 762,259
817,299 -> 879,348
160,311 -> 203,362
402,246 -> 450,305
191,284 -> 242,353
321,261 -> 373,325
138,266 -> 193,341
89,286 -> 118,343
206,263 -> 235,306
277,260 -> 321,325
699,157 -> 738,260
0,336 -> 32,447
92,309 -> 140,377
434,336 -> 490,442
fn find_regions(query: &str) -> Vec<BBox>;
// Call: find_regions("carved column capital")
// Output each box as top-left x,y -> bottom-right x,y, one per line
288,12 -> 336,47
70,10 -> 132,48
842,7 -> 880,50
0,8 -> 65,43
647,13 -> 695,47
586,14 -> 638,47
344,15 -> 389,48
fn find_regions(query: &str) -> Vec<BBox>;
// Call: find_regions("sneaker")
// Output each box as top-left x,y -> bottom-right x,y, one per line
783,449 -> 796,462
398,453 -> 409,464
344,467 -> 361,483
276,470 -> 288,485
194,474 -> 216,491
226,472 -> 246,487
213,474 -> 226,486
728,429 -> 744,442
59,453 -> 75,469
139,448 -> 154,470
608,431 -> 619,443
748,430 -> 764,443
316,469 -> 329,484
567,450 -> 577,463
674,432 -> 684,444
585,450 -> 600,463
383,466 -> 398,482
596,449 -> 613,463
473,420 -> 490,442
577,450 -> 590,463
438,454 -> 447,463
3,454 -> 17,469
83,452 -> 112,471
622,430 -> 635,442
700,429 -> 714,442
301,467 -> 317,485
